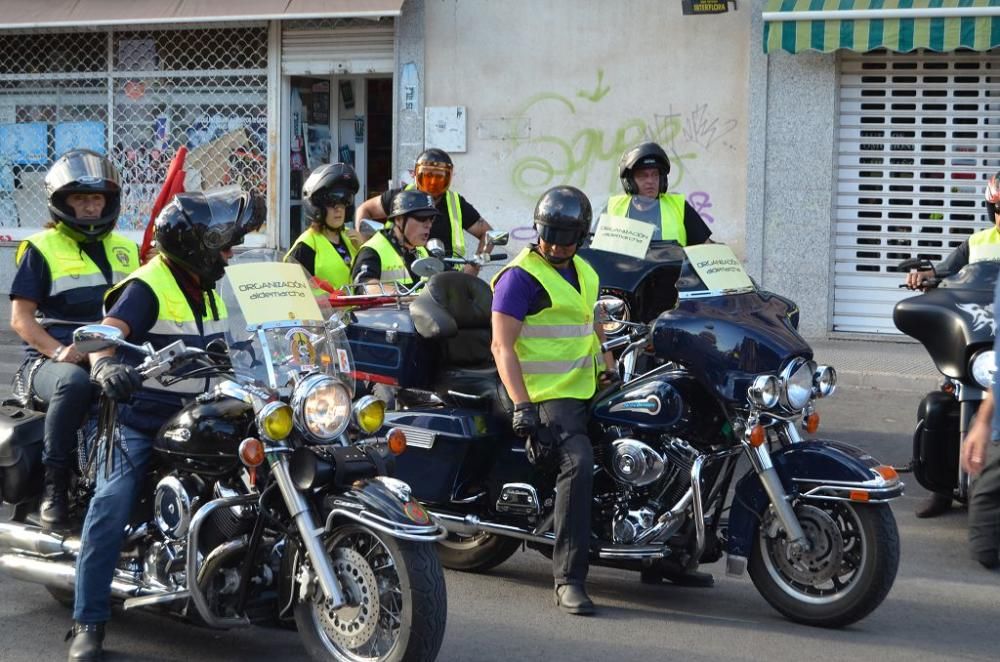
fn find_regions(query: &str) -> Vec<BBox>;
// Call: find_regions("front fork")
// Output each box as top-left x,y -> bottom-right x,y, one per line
957,385 -> 983,501
742,421 -> 809,553
269,453 -> 346,609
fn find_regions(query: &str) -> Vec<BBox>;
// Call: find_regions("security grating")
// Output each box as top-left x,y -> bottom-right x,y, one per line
0,25 -> 269,242
833,51 -> 1000,334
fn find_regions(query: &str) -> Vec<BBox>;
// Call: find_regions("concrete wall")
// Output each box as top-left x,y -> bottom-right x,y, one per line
419,0 -> 751,255
746,0 -> 838,337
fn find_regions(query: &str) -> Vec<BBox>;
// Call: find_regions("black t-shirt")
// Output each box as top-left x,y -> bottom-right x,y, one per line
378,187 -> 482,256
351,231 -> 422,284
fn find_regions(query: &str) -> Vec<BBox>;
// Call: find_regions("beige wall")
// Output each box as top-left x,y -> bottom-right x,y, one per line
422,0 -> 750,253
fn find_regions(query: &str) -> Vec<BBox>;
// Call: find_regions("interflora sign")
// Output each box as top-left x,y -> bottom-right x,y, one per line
682,0 -> 734,15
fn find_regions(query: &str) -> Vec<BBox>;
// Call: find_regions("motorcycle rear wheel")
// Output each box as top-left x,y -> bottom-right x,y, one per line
435,532 -> 520,573
294,524 -> 446,662
748,501 -> 899,628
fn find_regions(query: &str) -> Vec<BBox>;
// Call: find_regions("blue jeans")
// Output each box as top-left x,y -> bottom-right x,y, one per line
73,423 -> 152,624
30,359 -> 93,469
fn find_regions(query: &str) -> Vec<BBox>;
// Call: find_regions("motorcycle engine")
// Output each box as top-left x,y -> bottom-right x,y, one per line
608,438 -> 666,487
154,474 -> 205,540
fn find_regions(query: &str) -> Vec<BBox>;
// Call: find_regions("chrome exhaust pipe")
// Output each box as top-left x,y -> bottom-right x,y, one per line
0,553 -> 160,600
0,521 -> 80,558
429,511 -> 555,545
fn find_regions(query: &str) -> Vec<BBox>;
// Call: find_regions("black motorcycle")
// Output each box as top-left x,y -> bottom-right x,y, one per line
345,243 -> 904,628
894,257 -> 999,505
0,255 -> 447,662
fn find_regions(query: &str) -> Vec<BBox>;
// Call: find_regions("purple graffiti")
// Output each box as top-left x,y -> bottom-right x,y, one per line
510,226 -> 539,242
687,191 -> 715,224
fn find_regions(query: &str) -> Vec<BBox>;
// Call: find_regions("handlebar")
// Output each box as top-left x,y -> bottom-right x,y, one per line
442,252 -> 508,267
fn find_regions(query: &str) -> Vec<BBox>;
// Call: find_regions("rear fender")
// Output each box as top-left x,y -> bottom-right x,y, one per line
726,439 -> 904,559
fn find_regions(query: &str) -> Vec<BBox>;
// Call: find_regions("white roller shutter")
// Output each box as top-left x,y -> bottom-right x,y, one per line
281,21 -> 394,75
834,51 -> 1000,334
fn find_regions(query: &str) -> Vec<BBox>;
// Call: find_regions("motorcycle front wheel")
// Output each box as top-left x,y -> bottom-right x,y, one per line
748,501 -> 899,628
294,524 -> 447,662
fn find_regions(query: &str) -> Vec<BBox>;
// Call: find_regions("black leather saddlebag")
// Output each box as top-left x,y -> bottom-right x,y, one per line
912,391 -> 960,494
0,404 -> 45,503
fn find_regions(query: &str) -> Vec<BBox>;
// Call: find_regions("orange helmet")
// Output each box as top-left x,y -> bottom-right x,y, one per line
414,148 -> 453,198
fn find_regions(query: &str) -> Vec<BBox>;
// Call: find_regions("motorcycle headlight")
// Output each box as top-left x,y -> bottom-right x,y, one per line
257,402 -> 293,441
352,395 -> 386,434
970,350 -> 996,389
596,295 -> 630,336
748,374 -> 780,409
780,358 -> 815,411
292,374 -> 352,442
813,365 -> 837,398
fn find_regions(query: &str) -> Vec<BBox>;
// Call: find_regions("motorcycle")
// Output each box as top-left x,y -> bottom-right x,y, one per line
342,241 -> 903,628
893,257 -> 999,505
0,253 -> 447,662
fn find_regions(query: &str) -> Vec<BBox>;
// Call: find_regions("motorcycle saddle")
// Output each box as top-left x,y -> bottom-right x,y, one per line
410,271 -> 493,368
434,366 -> 514,420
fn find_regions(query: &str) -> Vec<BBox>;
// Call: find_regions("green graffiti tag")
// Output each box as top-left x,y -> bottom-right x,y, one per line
510,72 -> 701,199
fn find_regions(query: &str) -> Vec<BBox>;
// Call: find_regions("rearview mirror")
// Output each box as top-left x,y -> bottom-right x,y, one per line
411,256 -> 446,279
73,324 -> 125,354
358,219 -> 385,238
486,230 -> 509,246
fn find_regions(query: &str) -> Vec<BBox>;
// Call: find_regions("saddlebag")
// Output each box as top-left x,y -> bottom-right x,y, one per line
912,391 -> 960,494
0,404 -> 45,503
347,307 -> 438,389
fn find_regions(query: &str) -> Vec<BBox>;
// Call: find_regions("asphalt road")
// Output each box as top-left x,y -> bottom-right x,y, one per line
1,385 -> 998,662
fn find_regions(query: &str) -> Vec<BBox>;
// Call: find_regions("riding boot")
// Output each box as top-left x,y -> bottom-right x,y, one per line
555,584 -> 595,616
914,492 -> 952,518
40,465 -> 71,531
642,560 -> 715,588
65,622 -> 105,662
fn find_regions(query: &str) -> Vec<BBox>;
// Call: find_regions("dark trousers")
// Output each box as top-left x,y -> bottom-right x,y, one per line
539,398 -> 594,587
969,444 -> 1000,563
30,359 -> 91,469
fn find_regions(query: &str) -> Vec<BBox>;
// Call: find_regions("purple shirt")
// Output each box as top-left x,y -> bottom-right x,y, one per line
492,264 -> 580,321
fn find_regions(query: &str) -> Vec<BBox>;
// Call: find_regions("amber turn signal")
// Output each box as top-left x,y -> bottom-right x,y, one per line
387,427 -> 407,455
804,411 -> 820,434
849,490 -> 870,502
239,437 -> 266,468
748,424 -> 767,447
873,465 -> 898,481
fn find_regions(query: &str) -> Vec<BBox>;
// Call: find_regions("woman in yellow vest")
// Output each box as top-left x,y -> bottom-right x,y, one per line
8,149 -> 138,531
490,186 -> 617,616
351,190 -> 435,293
286,162 -> 363,289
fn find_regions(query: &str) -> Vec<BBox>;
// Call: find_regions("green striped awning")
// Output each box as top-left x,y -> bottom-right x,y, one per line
763,0 -> 1000,54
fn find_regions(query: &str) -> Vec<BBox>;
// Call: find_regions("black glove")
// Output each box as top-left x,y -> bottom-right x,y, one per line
599,369 -> 622,389
512,402 -> 541,439
91,357 -> 143,402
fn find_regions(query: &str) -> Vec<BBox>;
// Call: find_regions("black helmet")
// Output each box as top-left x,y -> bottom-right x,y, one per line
45,148 -> 121,240
414,148 -> 453,197
302,162 -> 359,225
155,187 -> 265,285
986,171 -> 1000,221
533,186 -> 592,247
619,141 -> 671,196
416,148 -> 453,169
388,190 -> 438,221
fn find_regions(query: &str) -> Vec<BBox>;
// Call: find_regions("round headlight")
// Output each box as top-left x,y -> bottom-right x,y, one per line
292,375 -> 352,442
749,374 -> 780,409
597,295 -> 630,336
780,359 -> 815,411
971,350 -> 996,389
257,402 -> 293,441
813,365 -> 837,398
353,395 -> 386,434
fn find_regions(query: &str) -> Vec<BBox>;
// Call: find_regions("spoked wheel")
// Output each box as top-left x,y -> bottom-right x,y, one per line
294,524 -> 446,662
748,501 -> 899,628
435,532 -> 520,572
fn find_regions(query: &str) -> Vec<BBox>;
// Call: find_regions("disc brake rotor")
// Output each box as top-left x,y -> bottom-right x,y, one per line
316,546 -> 381,650
770,504 -> 844,585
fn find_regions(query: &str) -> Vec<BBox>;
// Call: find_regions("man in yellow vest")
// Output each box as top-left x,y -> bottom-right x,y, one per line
352,189 -> 436,293
286,162 -> 363,289
66,188 -> 263,661
354,148 -> 494,275
905,171 -> 1000,292
8,149 -> 138,531
600,141 -> 712,247
491,186 -> 617,615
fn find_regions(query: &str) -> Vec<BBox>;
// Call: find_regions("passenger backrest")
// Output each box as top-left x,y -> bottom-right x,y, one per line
410,271 -> 494,367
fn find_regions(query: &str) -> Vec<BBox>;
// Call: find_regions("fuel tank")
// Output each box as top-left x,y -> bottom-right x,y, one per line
155,393 -> 253,476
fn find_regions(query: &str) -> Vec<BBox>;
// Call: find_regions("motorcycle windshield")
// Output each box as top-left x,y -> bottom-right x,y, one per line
218,249 -> 355,393
675,244 -> 757,299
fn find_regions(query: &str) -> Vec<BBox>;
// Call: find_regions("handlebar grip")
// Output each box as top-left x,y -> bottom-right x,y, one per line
488,253 -> 507,261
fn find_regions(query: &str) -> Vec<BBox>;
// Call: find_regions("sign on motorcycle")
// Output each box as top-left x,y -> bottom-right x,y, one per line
589,213 -> 654,259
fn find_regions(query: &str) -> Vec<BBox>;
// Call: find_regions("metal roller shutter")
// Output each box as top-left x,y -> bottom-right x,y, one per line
281,20 -> 395,75
834,51 -> 999,334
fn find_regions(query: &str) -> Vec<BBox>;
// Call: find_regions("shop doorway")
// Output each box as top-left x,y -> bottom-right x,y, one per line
286,75 -> 393,242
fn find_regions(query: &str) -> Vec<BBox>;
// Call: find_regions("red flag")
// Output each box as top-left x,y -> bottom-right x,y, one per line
140,147 -> 188,263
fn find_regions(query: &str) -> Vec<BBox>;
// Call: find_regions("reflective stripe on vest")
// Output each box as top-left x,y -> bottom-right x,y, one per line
286,227 -> 357,289
968,227 -> 1000,263
16,227 -> 139,326
361,232 -> 428,285
404,184 -> 465,256
607,193 -> 687,246
491,248 -> 600,403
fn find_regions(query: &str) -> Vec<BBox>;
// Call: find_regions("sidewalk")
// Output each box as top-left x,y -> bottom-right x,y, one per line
0,332 -> 943,395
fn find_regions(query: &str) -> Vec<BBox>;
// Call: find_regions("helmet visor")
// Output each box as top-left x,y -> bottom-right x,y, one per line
538,224 -> 583,247
46,150 -> 120,194
313,188 -> 353,208
415,166 -> 452,197
986,174 -> 1000,205
201,186 -> 263,251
